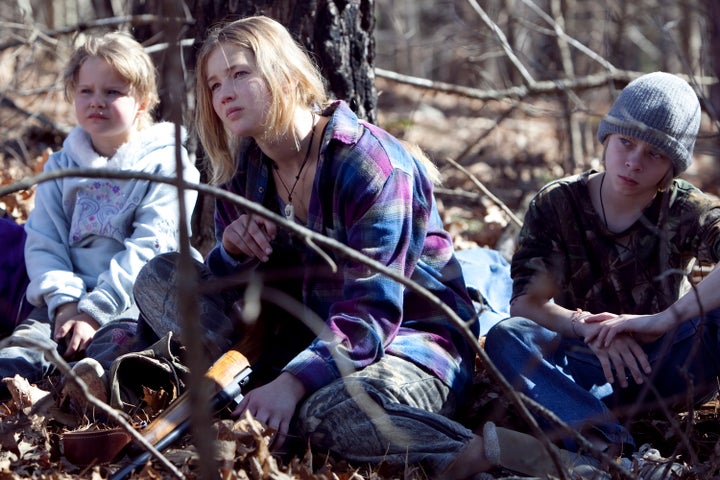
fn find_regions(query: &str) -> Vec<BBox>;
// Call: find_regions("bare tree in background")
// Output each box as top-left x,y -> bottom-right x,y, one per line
2,1 -> 720,478
130,0 -> 376,123
373,0 -> 717,168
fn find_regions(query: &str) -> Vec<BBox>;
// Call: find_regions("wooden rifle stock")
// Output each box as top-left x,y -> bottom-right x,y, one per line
110,346 -> 252,480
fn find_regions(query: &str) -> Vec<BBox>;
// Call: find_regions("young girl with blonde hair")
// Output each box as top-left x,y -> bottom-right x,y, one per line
0,31 -> 200,405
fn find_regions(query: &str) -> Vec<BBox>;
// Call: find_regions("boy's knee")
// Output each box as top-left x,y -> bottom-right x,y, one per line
485,317 -> 515,349
487,317 -> 535,342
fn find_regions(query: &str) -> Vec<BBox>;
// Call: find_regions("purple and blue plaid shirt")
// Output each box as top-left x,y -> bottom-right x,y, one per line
206,101 -> 478,396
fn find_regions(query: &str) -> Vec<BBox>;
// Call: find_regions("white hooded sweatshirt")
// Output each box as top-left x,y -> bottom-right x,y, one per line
24,122 -> 201,325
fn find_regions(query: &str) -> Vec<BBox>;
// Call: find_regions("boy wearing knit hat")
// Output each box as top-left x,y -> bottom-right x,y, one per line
484,71 -> 716,478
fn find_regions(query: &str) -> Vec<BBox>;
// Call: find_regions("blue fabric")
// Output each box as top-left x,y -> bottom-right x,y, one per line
455,247 -> 512,336
485,312 -> 720,452
0,216 -> 31,335
0,305 -> 140,398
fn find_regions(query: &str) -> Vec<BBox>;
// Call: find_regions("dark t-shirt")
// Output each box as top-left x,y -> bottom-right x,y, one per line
0,215 -> 31,334
512,170 -> 720,315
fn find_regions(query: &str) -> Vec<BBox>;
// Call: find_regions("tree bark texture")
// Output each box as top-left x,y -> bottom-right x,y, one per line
705,0 -> 720,124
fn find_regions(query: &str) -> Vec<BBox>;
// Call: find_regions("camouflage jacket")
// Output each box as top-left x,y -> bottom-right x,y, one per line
512,170 -> 720,314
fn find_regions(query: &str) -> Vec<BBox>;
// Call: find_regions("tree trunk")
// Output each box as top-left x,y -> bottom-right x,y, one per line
706,0 -> 720,124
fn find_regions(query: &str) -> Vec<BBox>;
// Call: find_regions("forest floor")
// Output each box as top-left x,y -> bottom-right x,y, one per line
2,50 -> 720,478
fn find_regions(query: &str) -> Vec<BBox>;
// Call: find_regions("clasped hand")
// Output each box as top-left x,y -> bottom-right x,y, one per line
574,313 -> 655,388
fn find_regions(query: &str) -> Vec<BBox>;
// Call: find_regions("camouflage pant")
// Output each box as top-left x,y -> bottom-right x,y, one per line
296,354 -> 474,476
134,252 -> 475,475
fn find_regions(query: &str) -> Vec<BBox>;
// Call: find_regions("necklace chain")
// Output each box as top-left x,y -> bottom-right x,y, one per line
273,115 -> 316,221
599,172 -> 609,229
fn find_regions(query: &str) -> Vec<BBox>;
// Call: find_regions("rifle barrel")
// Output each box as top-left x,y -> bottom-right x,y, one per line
109,364 -> 251,480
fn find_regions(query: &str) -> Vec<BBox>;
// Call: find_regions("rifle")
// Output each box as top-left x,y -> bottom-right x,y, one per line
108,346 -> 252,480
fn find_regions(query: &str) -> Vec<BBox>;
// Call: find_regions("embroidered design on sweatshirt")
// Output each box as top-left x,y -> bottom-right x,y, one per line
70,181 -> 138,244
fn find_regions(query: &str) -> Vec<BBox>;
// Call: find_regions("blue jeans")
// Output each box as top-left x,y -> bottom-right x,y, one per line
0,305 -> 140,398
484,311 -> 720,452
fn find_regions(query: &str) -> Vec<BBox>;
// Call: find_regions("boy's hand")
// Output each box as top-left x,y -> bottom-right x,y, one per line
587,333 -> 651,388
585,313 -> 669,347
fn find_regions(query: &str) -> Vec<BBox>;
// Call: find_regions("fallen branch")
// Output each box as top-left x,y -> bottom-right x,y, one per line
0,93 -> 71,135
442,156 -> 524,228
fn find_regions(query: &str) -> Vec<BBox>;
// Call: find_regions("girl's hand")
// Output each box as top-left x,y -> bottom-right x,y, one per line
584,313 -> 669,347
54,306 -> 100,359
232,371 -> 306,450
586,333 -> 651,388
222,214 -> 277,262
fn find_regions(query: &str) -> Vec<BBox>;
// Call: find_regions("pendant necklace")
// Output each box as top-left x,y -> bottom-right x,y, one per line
273,115 -> 316,222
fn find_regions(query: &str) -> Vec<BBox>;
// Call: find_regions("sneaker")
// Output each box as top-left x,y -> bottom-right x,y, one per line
61,357 -> 108,418
618,444 -> 688,480
483,422 -> 611,479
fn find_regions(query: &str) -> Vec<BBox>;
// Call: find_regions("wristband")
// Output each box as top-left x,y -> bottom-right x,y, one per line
570,308 -> 587,339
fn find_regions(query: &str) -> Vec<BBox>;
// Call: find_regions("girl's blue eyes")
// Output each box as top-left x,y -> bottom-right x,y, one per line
209,70 -> 249,92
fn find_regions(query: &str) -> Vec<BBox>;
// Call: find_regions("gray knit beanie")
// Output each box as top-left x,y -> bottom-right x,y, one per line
597,71 -> 701,176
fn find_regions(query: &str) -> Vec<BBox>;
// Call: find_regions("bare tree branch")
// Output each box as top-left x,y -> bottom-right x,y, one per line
0,15 -> 194,52
376,67 -> 716,103
0,93 -> 71,135
442,156 -> 523,229
518,0 -> 618,72
466,0 -> 536,85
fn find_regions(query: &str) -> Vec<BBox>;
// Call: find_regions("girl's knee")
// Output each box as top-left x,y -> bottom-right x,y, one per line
296,380 -> 358,436
136,252 -> 181,288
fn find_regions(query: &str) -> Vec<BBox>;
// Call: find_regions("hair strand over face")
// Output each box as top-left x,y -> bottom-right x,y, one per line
194,16 -> 329,185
